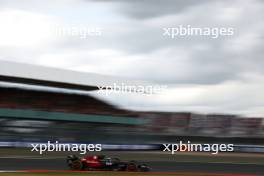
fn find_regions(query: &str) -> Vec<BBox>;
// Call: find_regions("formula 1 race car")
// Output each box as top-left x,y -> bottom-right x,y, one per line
66,155 -> 150,172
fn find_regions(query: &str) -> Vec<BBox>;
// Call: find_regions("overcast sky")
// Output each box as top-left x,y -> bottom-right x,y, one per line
0,0 -> 264,117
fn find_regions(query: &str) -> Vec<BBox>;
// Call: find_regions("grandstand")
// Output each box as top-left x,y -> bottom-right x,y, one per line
0,60 -> 263,145
0,61 -> 147,143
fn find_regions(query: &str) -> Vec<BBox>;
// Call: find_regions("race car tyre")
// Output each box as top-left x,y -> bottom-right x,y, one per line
127,161 -> 138,172
70,160 -> 83,170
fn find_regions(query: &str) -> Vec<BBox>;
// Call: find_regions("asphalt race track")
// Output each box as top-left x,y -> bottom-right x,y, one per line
0,157 -> 264,175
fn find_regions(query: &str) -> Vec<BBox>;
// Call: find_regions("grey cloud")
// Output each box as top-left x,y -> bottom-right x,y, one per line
90,0 -> 211,19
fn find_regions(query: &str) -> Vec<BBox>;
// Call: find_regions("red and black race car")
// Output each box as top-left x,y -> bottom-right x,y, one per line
66,155 -> 150,172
